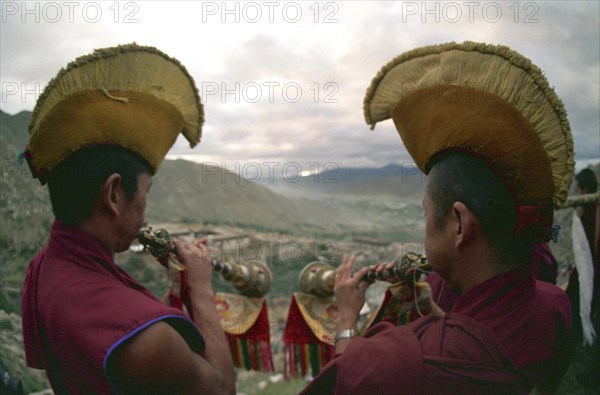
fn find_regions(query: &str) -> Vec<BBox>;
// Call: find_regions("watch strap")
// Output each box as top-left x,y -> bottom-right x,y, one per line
335,328 -> 356,344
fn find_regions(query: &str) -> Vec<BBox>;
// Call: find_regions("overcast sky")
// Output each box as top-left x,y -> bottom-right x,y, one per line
1,1 -> 598,175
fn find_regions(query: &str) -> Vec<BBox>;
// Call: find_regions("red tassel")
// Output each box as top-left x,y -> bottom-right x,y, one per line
284,343 -> 297,379
299,343 -> 307,377
319,343 -> 326,368
219,300 -> 274,372
169,274 -> 275,372
249,340 -> 257,371
283,295 -> 335,379
261,340 -> 274,372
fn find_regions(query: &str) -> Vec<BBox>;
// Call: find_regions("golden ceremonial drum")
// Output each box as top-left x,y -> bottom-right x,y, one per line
299,252 -> 430,297
138,227 -> 272,298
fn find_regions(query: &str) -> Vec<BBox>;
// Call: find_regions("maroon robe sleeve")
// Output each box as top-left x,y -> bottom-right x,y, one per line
22,228 -> 205,394
300,321 -> 424,395
22,246 -> 48,369
301,314 -> 532,395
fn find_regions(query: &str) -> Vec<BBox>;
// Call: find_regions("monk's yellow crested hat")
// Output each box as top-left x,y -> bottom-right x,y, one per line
364,41 -> 574,240
26,43 -> 203,183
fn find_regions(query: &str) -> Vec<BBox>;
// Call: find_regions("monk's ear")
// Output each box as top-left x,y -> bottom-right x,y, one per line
99,173 -> 123,217
452,202 -> 473,249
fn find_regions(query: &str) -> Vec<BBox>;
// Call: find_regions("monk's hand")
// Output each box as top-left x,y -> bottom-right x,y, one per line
194,238 -> 209,248
430,299 -> 446,317
334,255 -> 371,329
173,240 -> 214,298
370,259 -> 399,283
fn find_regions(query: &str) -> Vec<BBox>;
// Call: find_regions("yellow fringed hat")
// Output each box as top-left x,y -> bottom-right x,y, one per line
364,41 -> 574,240
25,43 -> 203,183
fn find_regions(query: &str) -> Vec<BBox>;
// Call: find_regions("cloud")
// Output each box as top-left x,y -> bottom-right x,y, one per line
2,1 -> 598,170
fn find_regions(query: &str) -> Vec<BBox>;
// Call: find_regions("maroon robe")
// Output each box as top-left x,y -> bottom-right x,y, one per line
301,267 -> 571,394
529,242 -> 559,284
427,243 -> 559,311
22,220 -> 204,394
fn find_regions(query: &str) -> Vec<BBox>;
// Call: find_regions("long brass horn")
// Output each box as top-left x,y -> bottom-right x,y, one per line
299,253 -> 430,297
138,227 -> 272,298
299,261 -> 336,297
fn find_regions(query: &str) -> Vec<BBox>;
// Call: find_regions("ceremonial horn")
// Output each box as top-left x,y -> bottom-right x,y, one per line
138,227 -> 272,298
299,253 -> 430,297
299,261 -> 336,297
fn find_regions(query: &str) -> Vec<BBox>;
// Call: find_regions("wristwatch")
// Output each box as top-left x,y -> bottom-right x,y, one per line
335,329 -> 356,344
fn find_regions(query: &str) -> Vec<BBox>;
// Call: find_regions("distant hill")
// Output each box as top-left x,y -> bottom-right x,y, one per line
0,111 -> 54,244
0,110 -> 339,238
323,172 -> 426,197
0,109 -> 436,257
147,159 -> 337,229
317,163 -> 423,183
258,163 -> 427,198
1,110 -> 30,149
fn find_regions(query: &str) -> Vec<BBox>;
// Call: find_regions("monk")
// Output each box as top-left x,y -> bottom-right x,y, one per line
301,42 -> 573,394
21,45 -> 235,394
303,153 -> 571,395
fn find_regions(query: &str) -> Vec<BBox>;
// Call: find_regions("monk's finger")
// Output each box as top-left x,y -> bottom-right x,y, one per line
374,262 -> 386,273
337,255 -> 354,276
348,266 -> 370,287
346,255 -> 356,269
335,257 -> 347,281
172,240 -> 188,254
385,260 -> 397,270
342,254 -> 356,269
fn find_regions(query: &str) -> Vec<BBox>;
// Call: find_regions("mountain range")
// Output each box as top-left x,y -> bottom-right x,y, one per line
1,110 -> 425,239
